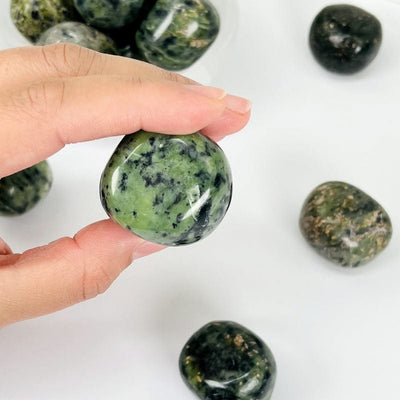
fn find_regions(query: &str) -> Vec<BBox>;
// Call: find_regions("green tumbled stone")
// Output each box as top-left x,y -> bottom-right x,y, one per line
309,4 -> 382,74
300,181 -> 392,267
100,131 -> 232,246
0,161 -> 52,216
73,0 -> 144,29
37,22 -> 118,54
179,321 -> 277,400
10,0 -> 79,42
136,0 -> 220,71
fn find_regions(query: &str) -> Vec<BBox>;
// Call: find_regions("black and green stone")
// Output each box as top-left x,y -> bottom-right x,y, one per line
300,181 -> 392,267
100,131 -> 232,246
309,4 -> 382,74
10,0 -> 79,42
179,321 -> 277,400
0,161 -> 52,216
37,22 -> 118,54
136,0 -> 220,71
73,0 -> 144,29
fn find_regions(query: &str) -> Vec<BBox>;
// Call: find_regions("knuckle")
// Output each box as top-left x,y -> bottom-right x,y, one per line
81,262 -> 114,301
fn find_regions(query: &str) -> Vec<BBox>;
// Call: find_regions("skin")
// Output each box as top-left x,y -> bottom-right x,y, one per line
0,43 -> 251,328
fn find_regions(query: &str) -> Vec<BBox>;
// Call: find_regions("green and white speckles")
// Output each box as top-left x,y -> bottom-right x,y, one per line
100,131 -> 232,246
300,181 -> 392,267
0,161 -> 52,216
10,0 -> 78,42
73,0 -> 144,29
37,22 -> 118,54
136,0 -> 220,70
179,321 -> 277,400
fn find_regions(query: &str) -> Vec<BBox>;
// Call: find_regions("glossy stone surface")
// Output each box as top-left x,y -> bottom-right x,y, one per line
37,22 -> 118,54
136,0 -> 220,71
10,0 -> 78,42
100,131 -> 232,246
179,321 -> 277,400
73,0 -> 144,29
0,161 -> 52,216
309,4 -> 382,74
300,181 -> 392,267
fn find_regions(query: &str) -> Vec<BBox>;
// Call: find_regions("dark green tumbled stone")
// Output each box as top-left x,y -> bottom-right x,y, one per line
309,4 -> 382,74
73,0 -> 144,29
300,181 -> 392,267
100,131 -> 232,246
179,321 -> 277,400
136,0 -> 220,71
0,161 -> 52,216
10,0 -> 79,42
37,22 -> 118,54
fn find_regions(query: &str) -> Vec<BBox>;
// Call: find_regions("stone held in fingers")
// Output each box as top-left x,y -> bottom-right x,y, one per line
100,131 -> 232,246
300,181 -> 392,267
179,321 -> 277,400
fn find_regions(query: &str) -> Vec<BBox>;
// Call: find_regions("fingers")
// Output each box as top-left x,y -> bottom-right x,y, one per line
0,219 -> 165,328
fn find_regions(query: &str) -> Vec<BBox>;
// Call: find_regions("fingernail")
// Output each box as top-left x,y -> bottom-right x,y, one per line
0,237 -> 12,255
224,95 -> 252,114
133,241 -> 166,260
184,84 -> 226,100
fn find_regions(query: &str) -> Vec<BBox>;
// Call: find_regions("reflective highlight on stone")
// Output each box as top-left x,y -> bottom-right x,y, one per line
0,161 -> 52,216
73,0 -> 144,29
309,4 -> 382,74
10,0 -> 78,42
37,22 -> 118,54
100,131 -> 232,246
300,181 -> 392,267
136,0 -> 220,70
179,321 -> 277,400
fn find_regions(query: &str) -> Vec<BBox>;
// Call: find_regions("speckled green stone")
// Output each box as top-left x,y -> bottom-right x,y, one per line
309,4 -> 382,74
37,22 -> 118,54
179,321 -> 277,400
73,0 -> 144,29
10,0 -> 78,42
300,181 -> 392,267
100,131 -> 232,246
136,0 -> 220,71
0,161 -> 52,216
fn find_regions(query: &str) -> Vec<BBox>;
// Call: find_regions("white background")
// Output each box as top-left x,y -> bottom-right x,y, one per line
1,0 -> 400,399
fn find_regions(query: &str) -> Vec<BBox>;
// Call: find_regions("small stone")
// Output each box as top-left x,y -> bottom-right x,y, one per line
37,22 -> 118,54
179,321 -> 277,400
100,131 -> 232,246
10,0 -> 79,43
0,161 -> 52,216
136,0 -> 220,71
300,181 -> 392,267
73,0 -> 144,29
309,4 -> 382,74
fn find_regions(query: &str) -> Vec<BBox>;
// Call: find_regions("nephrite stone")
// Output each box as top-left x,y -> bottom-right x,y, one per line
179,321 -> 277,400
10,0 -> 78,42
73,0 -> 144,29
309,4 -> 382,74
0,161 -> 52,216
136,0 -> 220,71
100,131 -> 232,246
300,181 -> 392,267
37,22 -> 118,54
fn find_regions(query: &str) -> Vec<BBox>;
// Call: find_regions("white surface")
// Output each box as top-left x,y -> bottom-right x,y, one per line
1,0 -> 400,399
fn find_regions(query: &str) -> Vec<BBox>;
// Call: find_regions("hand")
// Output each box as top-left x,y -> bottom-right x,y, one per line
0,43 -> 251,328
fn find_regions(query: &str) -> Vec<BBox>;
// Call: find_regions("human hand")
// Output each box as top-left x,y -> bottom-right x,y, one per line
0,44 -> 251,328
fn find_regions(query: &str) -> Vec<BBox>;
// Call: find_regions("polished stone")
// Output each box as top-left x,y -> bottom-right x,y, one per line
73,0 -> 144,29
136,0 -> 220,70
300,181 -> 392,267
309,4 -> 382,74
179,321 -> 277,400
100,131 -> 232,246
0,161 -> 52,216
10,0 -> 78,42
37,22 -> 118,54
